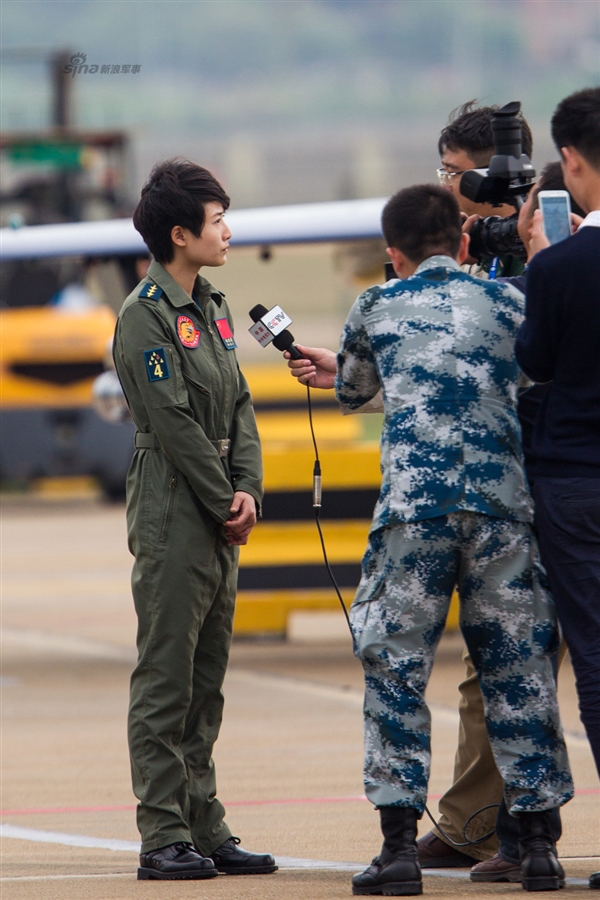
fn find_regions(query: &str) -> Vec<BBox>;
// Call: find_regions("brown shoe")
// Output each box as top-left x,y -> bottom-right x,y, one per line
470,853 -> 521,883
416,831 -> 478,868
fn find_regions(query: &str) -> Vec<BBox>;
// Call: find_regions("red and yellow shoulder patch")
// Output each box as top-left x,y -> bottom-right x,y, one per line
176,315 -> 201,349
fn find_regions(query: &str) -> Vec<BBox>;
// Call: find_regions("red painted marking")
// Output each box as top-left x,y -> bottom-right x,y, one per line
0,804 -> 136,816
0,796 -> 371,816
228,795 -> 370,807
1,789 -> 597,818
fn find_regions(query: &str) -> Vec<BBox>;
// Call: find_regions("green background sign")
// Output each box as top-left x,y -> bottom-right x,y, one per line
8,143 -> 82,168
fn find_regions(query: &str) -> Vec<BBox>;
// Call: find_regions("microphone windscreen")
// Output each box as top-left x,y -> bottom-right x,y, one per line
273,330 -> 303,359
272,329 -> 295,352
249,304 -> 269,323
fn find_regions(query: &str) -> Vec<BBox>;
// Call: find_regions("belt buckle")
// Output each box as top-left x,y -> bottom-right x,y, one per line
218,439 -> 231,457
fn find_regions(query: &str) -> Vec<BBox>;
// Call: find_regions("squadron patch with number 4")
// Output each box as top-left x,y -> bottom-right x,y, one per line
144,348 -> 170,381
176,315 -> 201,349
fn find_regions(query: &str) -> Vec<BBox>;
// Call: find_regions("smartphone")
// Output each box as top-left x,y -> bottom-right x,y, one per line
538,190 -> 572,245
384,262 -> 396,281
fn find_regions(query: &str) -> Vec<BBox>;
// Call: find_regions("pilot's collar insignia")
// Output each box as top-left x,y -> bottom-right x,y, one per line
214,317 -> 237,350
177,315 -> 201,349
139,282 -> 163,300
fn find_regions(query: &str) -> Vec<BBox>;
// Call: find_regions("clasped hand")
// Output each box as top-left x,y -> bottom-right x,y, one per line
224,491 -> 257,546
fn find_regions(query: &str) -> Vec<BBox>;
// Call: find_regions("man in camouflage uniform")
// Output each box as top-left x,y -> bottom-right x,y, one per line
288,185 -> 572,896
113,160 -> 276,881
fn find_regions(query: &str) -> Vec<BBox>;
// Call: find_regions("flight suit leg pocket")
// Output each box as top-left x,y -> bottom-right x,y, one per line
132,453 -> 179,551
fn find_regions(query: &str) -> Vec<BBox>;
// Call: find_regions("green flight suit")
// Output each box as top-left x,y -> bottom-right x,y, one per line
113,259 -> 263,855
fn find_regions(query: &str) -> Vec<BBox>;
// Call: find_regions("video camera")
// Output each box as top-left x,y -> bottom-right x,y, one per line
459,101 -> 535,262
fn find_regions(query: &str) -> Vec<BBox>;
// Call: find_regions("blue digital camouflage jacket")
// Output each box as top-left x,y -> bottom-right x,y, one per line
335,255 -> 533,529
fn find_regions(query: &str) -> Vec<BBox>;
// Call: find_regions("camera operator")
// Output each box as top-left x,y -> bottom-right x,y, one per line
291,185 -> 573,896
437,101 -> 533,278
516,88 -> 600,891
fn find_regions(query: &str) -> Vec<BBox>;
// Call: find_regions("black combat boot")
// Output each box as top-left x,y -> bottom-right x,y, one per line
209,837 -> 278,874
138,842 -> 218,880
517,811 -> 565,892
352,807 -> 422,896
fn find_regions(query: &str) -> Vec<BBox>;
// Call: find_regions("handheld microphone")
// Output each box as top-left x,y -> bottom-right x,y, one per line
248,304 -> 303,360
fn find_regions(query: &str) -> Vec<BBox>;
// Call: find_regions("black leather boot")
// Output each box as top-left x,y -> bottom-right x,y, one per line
138,842 -> 218,880
209,837 -> 278,874
517,811 -> 565,892
352,807 -> 422,896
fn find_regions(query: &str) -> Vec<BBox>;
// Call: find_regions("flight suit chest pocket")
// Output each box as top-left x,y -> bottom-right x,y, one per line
142,344 -> 187,409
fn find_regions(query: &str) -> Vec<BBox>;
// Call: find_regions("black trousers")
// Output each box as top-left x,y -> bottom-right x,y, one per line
496,472 -> 600,863
533,476 -> 600,776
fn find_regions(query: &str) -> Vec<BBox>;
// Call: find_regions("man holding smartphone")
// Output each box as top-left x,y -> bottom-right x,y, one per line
516,87 -> 600,891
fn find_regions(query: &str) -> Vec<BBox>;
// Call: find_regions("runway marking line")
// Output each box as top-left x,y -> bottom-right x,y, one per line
0,826 -> 595,886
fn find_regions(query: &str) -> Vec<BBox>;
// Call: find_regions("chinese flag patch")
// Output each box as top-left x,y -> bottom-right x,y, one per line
214,317 -> 237,350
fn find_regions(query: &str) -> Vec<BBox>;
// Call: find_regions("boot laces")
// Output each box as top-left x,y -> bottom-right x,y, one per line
174,842 -> 195,854
219,836 -> 241,850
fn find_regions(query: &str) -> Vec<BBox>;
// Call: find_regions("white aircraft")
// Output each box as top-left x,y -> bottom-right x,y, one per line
0,197 -> 387,260
0,196 -> 389,498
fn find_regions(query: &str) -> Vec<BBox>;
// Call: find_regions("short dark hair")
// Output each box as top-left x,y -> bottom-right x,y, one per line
438,100 -> 533,166
529,161 -> 585,218
551,87 -> 600,171
133,159 -> 230,264
382,185 -> 462,263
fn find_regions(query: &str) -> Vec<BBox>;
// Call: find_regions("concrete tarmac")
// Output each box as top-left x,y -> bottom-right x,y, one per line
1,497 -> 598,898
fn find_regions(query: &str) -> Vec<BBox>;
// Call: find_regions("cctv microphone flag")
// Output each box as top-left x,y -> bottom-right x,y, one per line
248,304 -> 303,360
248,304 -> 293,345
249,319 -> 275,347
263,305 -> 293,335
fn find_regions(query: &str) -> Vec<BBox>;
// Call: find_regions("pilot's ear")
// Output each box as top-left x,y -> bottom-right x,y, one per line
171,225 -> 187,247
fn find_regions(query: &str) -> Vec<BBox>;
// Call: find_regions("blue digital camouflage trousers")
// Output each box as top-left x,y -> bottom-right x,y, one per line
350,512 -> 573,815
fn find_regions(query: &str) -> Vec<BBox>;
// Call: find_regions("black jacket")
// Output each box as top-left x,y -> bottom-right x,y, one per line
516,225 -> 600,477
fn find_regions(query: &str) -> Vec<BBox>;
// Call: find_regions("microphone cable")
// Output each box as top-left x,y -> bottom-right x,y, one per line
304,381 -> 498,848
306,384 -> 353,638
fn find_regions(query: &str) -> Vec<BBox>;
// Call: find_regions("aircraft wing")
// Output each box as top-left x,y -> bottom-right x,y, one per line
0,197 -> 387,261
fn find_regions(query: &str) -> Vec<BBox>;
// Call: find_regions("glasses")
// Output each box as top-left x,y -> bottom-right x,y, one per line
436,167 -> 466,186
